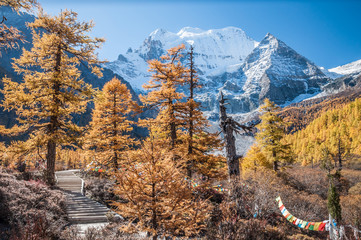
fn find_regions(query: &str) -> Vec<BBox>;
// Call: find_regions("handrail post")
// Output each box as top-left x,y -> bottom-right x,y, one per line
55,172 -> 58,185
81,178 -> 85,196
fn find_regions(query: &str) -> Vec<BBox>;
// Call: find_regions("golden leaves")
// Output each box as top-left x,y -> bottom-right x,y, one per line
1,9 -> 104,155
0,0 -> 38,12
85,77 -> 138,171
113,136 -> 212,238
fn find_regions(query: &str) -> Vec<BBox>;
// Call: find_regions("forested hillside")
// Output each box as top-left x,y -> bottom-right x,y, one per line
280,87 -> 361,133
286,97 -> 361,167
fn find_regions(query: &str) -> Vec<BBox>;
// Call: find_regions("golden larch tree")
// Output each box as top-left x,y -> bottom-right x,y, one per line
113,135 -> 211,240
178,45 -> 225,179
256,99 -> 293,172
0,9 -> 104,185
140,44 -> 186,149
241,144 -> 271,172
0,0 -> 38,51
86,77 -> 138,172
0,0 -> 37,10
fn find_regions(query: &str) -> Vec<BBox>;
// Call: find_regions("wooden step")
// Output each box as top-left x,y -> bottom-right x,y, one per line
68,213 -> 108,217
55,170 -> 121,227
68,215 -> 108,224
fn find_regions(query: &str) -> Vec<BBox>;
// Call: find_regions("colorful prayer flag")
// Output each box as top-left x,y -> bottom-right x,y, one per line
275,196 -> 328,232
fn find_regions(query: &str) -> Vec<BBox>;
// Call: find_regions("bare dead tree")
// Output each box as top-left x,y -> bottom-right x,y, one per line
219,91 -> 255,181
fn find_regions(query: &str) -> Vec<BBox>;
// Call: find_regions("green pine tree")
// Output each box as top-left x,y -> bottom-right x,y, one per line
328,181 -> 342,224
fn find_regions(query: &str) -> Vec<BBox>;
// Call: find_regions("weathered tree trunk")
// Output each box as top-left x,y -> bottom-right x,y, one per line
273,160 -> 278,172
169,103 -> 177,150
273,150 -> 278,172
187,46 -> 195,178
329,213 -> 337,240
113,151 -> 119,171
112,94 -> 119,171
219,93 -> 240,180
170,122 -> 177,149
337,137 -> 343,170
45,45 -> 62,186
151,182 -> 158,240
46,139 -> 56,186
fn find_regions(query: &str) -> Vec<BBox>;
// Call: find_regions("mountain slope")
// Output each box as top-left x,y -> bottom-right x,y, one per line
197,33 -> 329,117
279,86 -> 361,133
229,33 -> 329,111
285,96 -> 361,167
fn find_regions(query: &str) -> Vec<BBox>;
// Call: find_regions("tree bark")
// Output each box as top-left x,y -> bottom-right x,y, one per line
187,46 -> 195,178
273,150 -> 278,172
112,94 -> 119,171
46,139 -> 56,186
170,104 -> 177,149
151,182 -> 157,240
45,45 -> 61,186
273,160 -> 278,172
219,93 -> 240,180
337,137 -> 343,170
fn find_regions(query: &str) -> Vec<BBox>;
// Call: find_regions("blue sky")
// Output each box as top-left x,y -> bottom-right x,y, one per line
38,0 -> 361,69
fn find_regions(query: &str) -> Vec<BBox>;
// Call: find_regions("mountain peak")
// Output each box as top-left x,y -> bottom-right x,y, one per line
329,59 -> 361,76
177,27 -> 204,36
265,32 -> 276,39
149,28 -> 170,40
261,33 -> 280,44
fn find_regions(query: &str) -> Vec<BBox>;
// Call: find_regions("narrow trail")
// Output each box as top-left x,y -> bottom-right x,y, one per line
55,170 -> 110,232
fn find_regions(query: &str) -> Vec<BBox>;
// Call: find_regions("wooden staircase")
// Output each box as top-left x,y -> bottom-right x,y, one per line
55,170 -> 110,224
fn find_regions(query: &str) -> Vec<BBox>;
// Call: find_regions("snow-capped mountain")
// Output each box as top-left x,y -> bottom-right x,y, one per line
329,59 -> 361,76
106,27 -> 258,91
238,33 -> 328,107
316,59 -> 361,98
320,59 -> 361,79
106,28 -> 329,121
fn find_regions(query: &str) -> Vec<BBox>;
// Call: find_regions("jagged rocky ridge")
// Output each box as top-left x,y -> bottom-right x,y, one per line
106,28 -> 331,121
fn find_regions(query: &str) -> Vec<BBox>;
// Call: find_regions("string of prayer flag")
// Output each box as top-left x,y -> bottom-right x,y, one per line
185,177 -> 229,192
276,196 -> 330,231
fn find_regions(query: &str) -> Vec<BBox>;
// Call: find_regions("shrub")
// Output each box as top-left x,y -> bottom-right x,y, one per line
60,223 -> 146,240
0,170 -> 67,239
341,194 -> 361,229
349,182 -> 361,195
84,178 -> 120,208
284,167 -> 329,199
